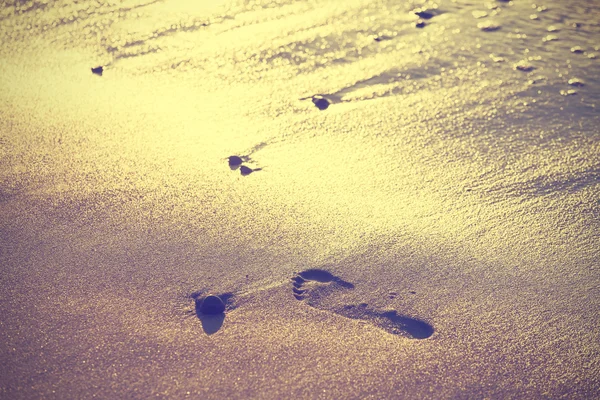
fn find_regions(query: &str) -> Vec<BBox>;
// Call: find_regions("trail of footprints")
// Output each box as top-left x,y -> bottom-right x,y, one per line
292,269 -> 434,339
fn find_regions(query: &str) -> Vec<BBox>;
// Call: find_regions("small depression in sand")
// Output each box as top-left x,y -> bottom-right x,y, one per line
292,269 -> 434,339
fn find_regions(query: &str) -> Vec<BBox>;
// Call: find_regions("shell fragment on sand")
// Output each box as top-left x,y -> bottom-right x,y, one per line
91,66 -> 103,76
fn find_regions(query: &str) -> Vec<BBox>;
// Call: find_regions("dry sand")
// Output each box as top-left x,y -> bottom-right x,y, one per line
1,0 -> 599,398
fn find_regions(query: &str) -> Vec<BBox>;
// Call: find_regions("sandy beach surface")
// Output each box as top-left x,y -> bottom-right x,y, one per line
1,0 -> 599,398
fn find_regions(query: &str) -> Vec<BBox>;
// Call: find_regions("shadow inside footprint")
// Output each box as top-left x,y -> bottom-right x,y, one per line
296,269 -> 354,286
292,269 -> 434,339
192,292 -> 234,335
338,305 -> 434,339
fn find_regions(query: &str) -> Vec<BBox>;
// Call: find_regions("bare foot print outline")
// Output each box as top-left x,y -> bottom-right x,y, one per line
291,269 -> 434,339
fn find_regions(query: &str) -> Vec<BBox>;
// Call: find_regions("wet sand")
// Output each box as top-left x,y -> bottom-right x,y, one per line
1,0 -> 599,398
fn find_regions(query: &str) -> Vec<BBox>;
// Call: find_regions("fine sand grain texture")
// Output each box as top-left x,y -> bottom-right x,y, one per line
1,0 -> 599,399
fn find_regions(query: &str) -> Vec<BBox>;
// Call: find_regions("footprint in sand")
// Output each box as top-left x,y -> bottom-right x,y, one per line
291,269 -> 434,339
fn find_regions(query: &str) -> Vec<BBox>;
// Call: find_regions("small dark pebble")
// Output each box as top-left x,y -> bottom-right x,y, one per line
240,166 -> 253,176
478,21 -> 502,32
199,295 -> 226,315
91,66 -> 103,76
374,35 -> 393,42
228,155 -> 243,167
415,19 -> 426,28
312,96 -> 330,110
570,46 -> 584,54
568,78 -> 584,87
415,11 -> 434,19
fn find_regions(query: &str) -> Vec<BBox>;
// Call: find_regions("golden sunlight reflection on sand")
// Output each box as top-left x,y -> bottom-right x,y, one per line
0,0 -> 598,398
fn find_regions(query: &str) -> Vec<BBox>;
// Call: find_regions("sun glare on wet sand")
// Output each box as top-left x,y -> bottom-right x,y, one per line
0,0 -> 599,398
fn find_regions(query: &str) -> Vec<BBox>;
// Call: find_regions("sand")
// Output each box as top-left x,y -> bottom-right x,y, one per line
1,0 -> 599,398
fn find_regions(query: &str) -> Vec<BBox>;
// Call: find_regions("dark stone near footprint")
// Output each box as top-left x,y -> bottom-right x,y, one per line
312,96 -> 330,110
199,295 -> 226,315
91,66 -> 103,76
228,156 -> 243,167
